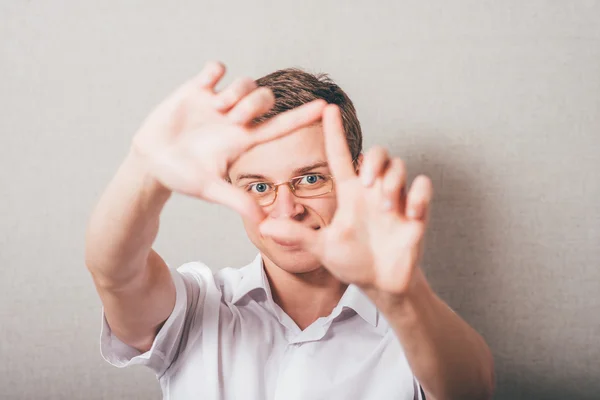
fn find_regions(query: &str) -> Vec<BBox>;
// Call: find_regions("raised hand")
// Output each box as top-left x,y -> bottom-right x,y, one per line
258,105 -> 433,297
131,61 -> 326,222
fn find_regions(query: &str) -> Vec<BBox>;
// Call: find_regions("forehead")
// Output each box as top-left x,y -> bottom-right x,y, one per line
230,124 -> 327,181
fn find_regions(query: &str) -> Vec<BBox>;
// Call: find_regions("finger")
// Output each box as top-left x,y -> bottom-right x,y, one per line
213,77 -> 258,112
323,105 -> 356,181
227,87 -> 275,125
381,158 -> 407,213
192,61 -> 226,91
360,146 -> 390,187
140,63 -> 225,131
249,99 -> 326,146
405,175 -> 433,221
202,180 -> 266,224
259,219 -> 322,255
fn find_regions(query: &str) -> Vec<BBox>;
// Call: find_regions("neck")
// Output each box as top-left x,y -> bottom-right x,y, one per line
262,256 -> 347,330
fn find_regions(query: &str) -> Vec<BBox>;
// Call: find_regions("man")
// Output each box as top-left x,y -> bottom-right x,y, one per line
85,61 -> 494,399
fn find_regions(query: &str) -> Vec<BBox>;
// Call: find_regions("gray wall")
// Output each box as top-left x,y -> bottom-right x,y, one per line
1,1 -> 598,399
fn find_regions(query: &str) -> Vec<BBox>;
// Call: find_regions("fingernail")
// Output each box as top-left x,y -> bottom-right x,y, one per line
382,200 -> 392,211
259,222 -> 273,234
200,71 -> 217,86
214,98 -> 227,110
407,205 -> 421,219
229,112 -> 246,124
361,170 -> 374,186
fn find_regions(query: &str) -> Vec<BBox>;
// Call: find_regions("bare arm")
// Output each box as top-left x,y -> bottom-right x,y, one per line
367,272 -> 495,400
85,150 -> 174,352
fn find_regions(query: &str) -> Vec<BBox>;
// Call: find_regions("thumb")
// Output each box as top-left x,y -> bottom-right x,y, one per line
259,219 -> 322,255
202,180 -> 265,223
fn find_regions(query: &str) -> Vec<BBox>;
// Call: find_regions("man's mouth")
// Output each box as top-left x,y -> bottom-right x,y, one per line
269,225 -> 320,247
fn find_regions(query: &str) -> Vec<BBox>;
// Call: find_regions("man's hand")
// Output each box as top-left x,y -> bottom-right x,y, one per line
258,104 -> 433,298
258,106 -> 495,399
132,61 -> 326,223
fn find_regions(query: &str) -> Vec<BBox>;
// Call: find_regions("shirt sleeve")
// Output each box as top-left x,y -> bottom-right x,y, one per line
99,265 -> 206,377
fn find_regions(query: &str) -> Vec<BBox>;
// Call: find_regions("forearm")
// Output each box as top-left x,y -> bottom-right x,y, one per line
368,271 -> 494,400
85,148 -> 172,288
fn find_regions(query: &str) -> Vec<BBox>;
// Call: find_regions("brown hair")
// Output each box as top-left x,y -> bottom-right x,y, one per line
254,68 -> 363,163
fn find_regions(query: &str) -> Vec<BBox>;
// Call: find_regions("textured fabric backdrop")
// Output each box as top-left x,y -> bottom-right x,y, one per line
1,1 -> 598,399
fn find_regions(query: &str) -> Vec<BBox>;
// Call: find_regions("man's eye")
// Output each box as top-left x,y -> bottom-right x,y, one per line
248,183 -> 270,193
299,174 -> 324,185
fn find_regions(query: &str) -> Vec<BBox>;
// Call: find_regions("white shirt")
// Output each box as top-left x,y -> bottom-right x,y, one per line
100,254 -> 423,400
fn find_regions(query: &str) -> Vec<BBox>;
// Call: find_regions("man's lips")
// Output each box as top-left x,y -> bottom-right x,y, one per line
268,225 -> 320,247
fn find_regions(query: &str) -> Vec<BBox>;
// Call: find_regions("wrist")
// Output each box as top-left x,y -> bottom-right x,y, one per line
365,269 -> 434,319
126,147 -> 172,201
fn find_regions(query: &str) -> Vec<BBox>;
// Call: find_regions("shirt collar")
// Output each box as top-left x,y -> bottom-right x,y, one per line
336,283 -> 379,327
231,253 -> 268,305
231,254 -> 380,328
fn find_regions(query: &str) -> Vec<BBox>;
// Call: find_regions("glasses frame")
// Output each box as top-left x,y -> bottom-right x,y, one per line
241,173 -> 336,207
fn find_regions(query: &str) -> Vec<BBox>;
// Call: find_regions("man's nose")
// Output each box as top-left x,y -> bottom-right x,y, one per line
269,184 -> 305,220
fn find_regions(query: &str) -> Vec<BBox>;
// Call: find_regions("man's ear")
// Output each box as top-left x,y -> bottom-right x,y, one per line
354,153 -> 364,175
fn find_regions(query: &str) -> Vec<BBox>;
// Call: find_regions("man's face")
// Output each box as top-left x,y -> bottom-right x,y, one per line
228,123 -> 337,274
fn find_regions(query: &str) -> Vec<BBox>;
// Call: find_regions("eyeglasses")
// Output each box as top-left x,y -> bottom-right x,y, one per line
238,173 -> 335,206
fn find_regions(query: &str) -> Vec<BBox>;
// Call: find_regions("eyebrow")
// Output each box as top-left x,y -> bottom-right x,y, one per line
293,161 -> 329,175
235,161 -> 329,183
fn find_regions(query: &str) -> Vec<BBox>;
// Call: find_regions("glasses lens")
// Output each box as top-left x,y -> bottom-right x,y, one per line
293,174 -> 333,197
256,193 -> 276,206
244,183 -> 275,206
